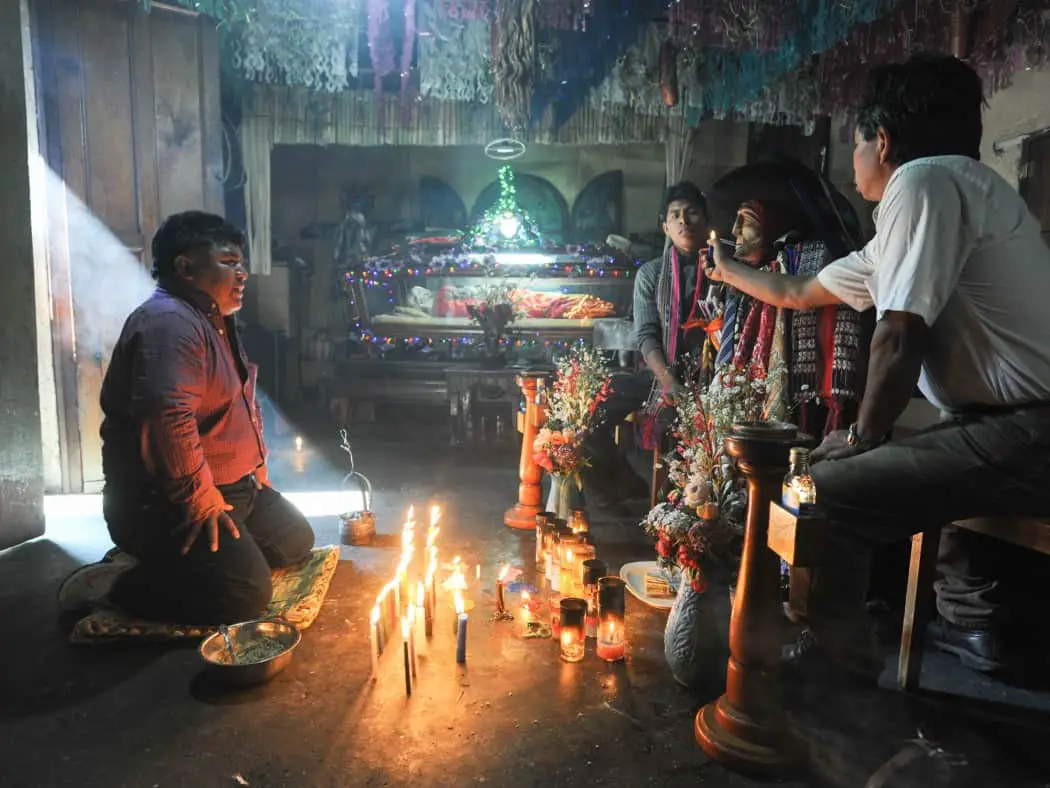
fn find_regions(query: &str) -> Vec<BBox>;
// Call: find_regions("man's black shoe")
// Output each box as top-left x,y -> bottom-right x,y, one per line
928,617 -> 1004,673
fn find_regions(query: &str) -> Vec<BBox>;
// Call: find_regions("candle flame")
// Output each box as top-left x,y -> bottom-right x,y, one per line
454,590 -> 465,615
475,564 -> 481,581
401,615 -> 410,640
522,590 -> 530,602
565,548 -> 573,562
370,605 -> 379,624
429,504 -> 440,527
407,603 -> 416,625
417,581 -> 425,606
294,435 -> 303,452
560,630 -> 575,648
406,505 -> 415,522
498,563 -> 509,582
607,620 -> 616,636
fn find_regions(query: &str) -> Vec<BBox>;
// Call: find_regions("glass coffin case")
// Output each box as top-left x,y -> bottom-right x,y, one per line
346,250 -> 638,363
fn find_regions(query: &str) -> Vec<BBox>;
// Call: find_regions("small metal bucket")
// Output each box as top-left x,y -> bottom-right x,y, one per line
339,470 -> 375,546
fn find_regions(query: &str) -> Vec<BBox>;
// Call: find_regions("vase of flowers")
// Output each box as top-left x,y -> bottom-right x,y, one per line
640,360 -> 768,688
533,346 -> 612,519
466,277 -> 520,369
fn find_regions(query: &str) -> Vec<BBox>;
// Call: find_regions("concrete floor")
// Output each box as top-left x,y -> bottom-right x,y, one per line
2,413 -> 1050,788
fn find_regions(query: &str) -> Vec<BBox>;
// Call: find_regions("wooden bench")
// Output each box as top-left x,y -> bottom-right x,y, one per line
897,516 -> 1050,691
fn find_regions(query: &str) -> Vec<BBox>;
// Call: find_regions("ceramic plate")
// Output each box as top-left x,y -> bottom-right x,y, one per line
619,560 -> 680,610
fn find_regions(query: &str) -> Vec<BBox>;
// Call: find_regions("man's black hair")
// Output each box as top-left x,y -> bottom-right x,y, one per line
856,51 -> 985,165
661,181 -> 707,220
150,211 -> 246,280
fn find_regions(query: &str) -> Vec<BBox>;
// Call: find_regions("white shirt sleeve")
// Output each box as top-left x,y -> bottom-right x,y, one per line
816,244 -> 876,312
871,166 -> 974,325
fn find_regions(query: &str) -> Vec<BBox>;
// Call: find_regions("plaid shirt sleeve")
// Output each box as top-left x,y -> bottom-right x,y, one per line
633,259 -> 663,357
130,312 -> 226,521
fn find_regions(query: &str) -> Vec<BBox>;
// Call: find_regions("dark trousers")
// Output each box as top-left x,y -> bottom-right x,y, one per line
809,404 -> 1050,638
104,476 -> 315,625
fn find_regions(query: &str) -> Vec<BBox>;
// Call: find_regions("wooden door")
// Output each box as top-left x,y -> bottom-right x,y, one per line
32,0 -> 223,491
1021,133 -> 1050,248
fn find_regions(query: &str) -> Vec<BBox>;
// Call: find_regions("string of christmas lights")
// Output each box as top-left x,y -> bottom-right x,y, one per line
357,333 -> 589,350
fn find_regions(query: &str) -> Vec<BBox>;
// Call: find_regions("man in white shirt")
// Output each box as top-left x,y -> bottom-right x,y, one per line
706,52 -> 1050,678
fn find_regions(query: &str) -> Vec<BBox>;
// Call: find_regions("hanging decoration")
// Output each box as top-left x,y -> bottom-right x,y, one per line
418,0 -> 494,103
659,38 -> 679,107
484,138 -> 528,161
222,0 -> 362,92
467,166 -> 542,249
368,0 -> 397,97
492,0 -> 538,131
401,0 -> 418,103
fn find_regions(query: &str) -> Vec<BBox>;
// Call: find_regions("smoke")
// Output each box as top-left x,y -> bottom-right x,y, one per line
40,159 -> 154,360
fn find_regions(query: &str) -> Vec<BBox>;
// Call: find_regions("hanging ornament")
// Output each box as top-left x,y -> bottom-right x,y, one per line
484,138 -> 528,161
492,0 -> 537,131
660,38 -> 679,108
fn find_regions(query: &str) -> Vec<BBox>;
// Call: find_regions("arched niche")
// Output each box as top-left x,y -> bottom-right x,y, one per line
471,172 -> 569,245
570,170 -> 623,243
419,176 -> 467,230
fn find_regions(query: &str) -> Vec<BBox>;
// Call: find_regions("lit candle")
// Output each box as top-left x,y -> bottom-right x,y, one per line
369,605 -> 381,680
429,504 -> 441,529
401,615 -> 412,696
475,564 -> 481,582
520,590 -> 540,636
596,619 -> 626,662
496,564 -> 509,616
559,548 -> 574,596
559,598 -> 586,663
294,435 -> 304,452
414,583 -> 428,655
407,604 -> 418,678
455,591 -> 468,665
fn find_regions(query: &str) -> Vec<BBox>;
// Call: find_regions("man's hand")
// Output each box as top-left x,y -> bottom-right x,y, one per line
660,374 -> 687,403
254,464 -> 272,490
180,503 -> 239,555
811,428 -> 885,463
704,231 -> 732,283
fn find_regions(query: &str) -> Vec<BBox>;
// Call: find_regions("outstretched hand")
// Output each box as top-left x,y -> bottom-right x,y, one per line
180,504 -> 239,555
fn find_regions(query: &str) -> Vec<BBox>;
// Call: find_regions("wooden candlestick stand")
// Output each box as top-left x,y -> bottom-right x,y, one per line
504,371 -> 549,530
695,422 -> 814,777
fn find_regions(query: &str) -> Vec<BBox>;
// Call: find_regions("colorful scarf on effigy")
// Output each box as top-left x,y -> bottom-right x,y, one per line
787,240 -> 861,433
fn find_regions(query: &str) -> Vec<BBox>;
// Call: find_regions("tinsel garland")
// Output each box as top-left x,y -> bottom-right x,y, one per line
492,0 -> 538,131
401,0 -> 417,103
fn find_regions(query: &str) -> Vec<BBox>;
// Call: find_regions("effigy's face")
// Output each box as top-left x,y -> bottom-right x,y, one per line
731,206 -> 764,264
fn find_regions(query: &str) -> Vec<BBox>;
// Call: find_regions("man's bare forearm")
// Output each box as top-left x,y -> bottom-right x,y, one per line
856,312 -> 928,443
720,259 -> 816,309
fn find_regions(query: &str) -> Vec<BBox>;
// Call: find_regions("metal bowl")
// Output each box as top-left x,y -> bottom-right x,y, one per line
198,618 -> 301,687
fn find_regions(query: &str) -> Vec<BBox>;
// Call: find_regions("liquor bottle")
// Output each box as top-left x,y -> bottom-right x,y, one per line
782,447 -> 817,514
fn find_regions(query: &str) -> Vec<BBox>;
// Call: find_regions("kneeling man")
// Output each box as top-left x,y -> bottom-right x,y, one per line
99,211 -> 314,625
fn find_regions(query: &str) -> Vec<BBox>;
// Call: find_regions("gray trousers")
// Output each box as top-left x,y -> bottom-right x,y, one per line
808,404 -> 1050,635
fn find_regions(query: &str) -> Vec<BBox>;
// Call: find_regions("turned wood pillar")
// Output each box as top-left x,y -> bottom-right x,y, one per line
504,371 -> 549,530
695,422 -> 814,777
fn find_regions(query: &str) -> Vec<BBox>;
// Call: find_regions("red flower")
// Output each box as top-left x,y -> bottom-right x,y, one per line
656,535 -> 672,558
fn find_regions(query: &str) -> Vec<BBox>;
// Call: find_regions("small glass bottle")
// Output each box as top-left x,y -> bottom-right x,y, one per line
782,447 -> 817,514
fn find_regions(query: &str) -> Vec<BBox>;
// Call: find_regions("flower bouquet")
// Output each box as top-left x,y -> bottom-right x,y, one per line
466,277 -> 521,366
641,358 -> 770,589
533,346 -> 612,514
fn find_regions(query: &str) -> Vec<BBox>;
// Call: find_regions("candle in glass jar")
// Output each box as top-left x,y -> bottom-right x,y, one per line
582,559 -> 607,639
572,543 -> 596,594
597,576 -> 627,662
520,590 -> 541,636
596,619 -> 626,662
535,512 -> 555,568
558,598 -> 587,662
559,548 -> 574,596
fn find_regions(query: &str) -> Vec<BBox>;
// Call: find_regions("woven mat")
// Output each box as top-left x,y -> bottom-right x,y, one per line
64,545 -> 340,645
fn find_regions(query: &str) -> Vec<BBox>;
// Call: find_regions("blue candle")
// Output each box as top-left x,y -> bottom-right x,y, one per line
455,612 -> 468,664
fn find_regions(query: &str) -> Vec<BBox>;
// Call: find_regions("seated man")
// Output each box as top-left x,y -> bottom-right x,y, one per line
706,52 -> 1050,674
98,211 -> 315,625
